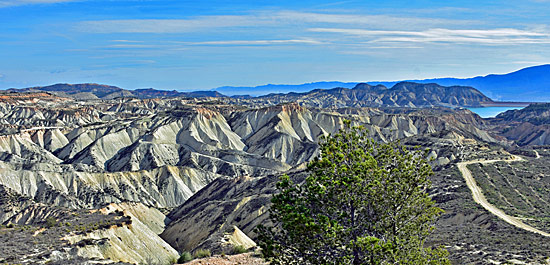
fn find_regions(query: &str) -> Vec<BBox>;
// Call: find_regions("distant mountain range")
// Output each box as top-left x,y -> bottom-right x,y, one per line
4,81 -> 493,108
386,64 -> 550,102
6,83 -> 224,100
214,64 -> 550,102
246,82 -> 493,108
4,64 -> 548,103
215,81 -> 358,97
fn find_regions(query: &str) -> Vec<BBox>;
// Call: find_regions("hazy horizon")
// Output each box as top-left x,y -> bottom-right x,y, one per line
1,0 -> 550,91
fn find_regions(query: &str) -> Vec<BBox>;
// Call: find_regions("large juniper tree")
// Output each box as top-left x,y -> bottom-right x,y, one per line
257,121 -> 449,264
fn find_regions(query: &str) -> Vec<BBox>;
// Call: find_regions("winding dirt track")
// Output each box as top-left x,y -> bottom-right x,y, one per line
457,156 -> 550,237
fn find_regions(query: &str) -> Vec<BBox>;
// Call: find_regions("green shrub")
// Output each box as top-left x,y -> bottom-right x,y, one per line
255,121 -> 450,264
177,252 -> 193,263
6,223 -> 14,228
193,249 -> 211,259
232,245 -> 248,254
45,217 -> 57,228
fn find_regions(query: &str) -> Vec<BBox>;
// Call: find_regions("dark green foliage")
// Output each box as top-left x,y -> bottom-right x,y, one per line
232,245 -> 249,254
193,249 -> 211,259
257,121 -> 449,264
45,217 -> 57,228
177,252 -> 193,263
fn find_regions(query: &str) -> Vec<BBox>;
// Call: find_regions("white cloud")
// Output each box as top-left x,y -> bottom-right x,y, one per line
0,0 -> 77,7
106,44 -> 161,49
77,16 -> 261,33
76,11 -> 474,34
272,11 -> 473,28
73,11 -> 550,50
103,39 -> 323,49
185,39 -> 323,45
110,40 -> 144,43
309,28 -> 550,45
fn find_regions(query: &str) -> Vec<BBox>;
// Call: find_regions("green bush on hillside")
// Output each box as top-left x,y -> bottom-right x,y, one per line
256,121 -> 450,264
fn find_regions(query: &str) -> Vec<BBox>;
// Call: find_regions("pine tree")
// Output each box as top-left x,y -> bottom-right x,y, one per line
256,121 -> 449,264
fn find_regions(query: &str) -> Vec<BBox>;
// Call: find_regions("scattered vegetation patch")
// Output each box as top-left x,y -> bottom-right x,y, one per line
193,249 -> 211,259
45,217 -> 57,228
0,206 -> 131,264
468,157 -> 550,232
177,252 -> 193,263
232,245 -> 248,255
428,158 -> 550,264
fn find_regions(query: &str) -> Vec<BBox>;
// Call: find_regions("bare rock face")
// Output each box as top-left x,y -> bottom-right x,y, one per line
0,200 -> 174,265
0,185 -> 35,223
161,173 -> 304,253
64,203 -> 178,265
0,165 -> 221,209
486,103 -> 550,146
501,122 -> 550,145
190,225 -> 258,255
495,103 -> 550,125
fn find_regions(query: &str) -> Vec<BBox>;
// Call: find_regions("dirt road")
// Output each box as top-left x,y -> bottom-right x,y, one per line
457,155 -> 550,237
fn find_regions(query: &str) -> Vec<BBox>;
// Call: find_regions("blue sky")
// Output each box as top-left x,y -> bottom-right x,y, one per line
1,0 -> 550,91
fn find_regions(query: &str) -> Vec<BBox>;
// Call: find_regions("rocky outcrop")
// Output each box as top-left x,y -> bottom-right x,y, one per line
0,165 -> 221,209
501,123 -> 550,146
489,104 -> 550,146
0,185 -> 35,224
1,201 -> 177,264
64,203 -> 178,265
495,103 -> 550,125
161,174 -> 283,253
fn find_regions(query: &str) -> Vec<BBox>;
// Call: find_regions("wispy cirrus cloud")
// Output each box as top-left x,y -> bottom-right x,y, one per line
273,11 -> 474,28
76,11 -> 474,34
0,0 -> 77,7
106,44 -> 160,49
77,16 -> 260,33
103,39 -> 323,49
309,28 -> 550,45
184,39 -> 323,45
110,40 -> 145,43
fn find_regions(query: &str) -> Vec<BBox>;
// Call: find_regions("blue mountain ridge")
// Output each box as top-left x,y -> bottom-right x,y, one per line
214,64 -> 550,102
